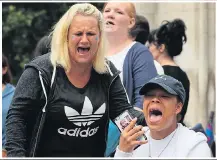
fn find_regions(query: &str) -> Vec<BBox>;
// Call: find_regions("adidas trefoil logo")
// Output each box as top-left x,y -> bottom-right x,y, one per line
64,96 -> 106,127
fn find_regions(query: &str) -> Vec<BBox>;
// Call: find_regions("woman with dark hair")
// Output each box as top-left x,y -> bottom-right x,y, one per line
130,14 -> 150,45
130,14 -> 164,75
147,18 -> 190,125
32,35 -> 51,58
2,54 -> 15,157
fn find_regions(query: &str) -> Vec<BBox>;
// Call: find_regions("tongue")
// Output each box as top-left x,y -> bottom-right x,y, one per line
149,114 -> 162,123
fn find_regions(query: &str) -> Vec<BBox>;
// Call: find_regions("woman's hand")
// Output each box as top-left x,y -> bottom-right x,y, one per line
118,118 -> 147,153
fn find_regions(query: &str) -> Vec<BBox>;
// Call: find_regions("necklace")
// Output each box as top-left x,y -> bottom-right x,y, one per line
148,126 -> 178,157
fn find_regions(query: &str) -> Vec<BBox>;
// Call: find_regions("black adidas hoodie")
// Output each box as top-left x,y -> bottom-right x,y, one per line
5,53 -> 146,157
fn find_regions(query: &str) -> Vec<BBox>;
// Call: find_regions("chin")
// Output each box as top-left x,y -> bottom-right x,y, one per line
77,60 -> 93,65
105,29 -> 116,34
147,119 -> 163,129
148,125 -> 163,132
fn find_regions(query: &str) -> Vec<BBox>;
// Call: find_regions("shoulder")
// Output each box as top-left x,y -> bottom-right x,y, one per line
168,66 -> 190,86
3,83 -> 15,98
24,53 -> 54,82
104,59 -> 120,76
154,60 -> 164,75
6,83 -> 15,90
179,123 -> 207,139
177,123 -> 208,148
25,53 -> 52,70
177,124 -> 211,157
130,42 -> 149,53
128,42 -> 153,60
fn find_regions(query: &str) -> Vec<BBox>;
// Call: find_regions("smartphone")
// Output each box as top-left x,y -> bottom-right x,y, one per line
114,110 -> 147,141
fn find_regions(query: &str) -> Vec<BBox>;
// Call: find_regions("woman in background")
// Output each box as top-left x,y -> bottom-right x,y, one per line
103,2 -> 157,109
2,54 -> 15,157
130,14 -> 164,75
148,18 -> 190,125
103,3 -> 157,156
32,35 -> 51,58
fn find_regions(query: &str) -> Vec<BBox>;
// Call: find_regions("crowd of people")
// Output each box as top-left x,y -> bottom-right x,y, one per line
2,2 -> 214,158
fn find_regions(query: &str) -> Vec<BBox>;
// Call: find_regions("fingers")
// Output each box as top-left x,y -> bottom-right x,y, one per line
124,117 -> 137,132
127,125 -> 143,137
122,117 -> 144,142
120,129 -> 147,149
119,121 -> 147,152
129,130 -> 145,141
121,125 -> 145,144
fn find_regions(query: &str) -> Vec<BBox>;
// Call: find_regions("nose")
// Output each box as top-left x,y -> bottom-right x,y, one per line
80,34 -> 89,44
105,11 -> 114,19
151,97 -> 160,103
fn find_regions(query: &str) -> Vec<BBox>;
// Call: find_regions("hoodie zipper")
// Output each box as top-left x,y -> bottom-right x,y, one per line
104,71 -> 120,156
32,110 -> 46,156
32,71 -> 48,156
32,66 -> 56,156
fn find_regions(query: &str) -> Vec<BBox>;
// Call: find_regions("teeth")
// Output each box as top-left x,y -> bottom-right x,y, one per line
106,21 -> 113,25
77,47 -> 90,53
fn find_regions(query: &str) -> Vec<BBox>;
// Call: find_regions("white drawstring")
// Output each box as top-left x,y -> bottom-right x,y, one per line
39,66 -> 56,112
50,66 -> 56,87
105,62 -> 113,76
39,71 -> 47,113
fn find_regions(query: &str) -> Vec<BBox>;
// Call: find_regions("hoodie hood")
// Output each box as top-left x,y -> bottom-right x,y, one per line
25,53 -> 120,85
25,53 -> 55,86
2,83 -> 15,98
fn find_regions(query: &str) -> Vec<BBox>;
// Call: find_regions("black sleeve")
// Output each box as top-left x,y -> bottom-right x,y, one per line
109,75 -> 146,126
5,67 -> 46,157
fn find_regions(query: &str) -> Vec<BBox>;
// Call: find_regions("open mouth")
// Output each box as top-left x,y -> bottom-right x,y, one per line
77,47 -> 90,54
149,108 -> 163,123
106,21 -> 115,26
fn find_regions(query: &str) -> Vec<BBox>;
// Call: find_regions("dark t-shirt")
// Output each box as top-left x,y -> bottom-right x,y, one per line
163,65 -> 190,123
37,68 -> 108,157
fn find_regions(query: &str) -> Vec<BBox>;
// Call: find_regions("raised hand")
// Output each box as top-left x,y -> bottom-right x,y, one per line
118,117 -> 148,152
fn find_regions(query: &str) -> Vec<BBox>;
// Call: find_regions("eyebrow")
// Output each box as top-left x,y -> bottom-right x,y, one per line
71,28 -> 98,32
104,6 -> 124,11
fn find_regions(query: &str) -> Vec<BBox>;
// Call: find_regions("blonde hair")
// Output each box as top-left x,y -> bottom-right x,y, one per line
125,3 -> 136,19
50,3 -> 108,74
103,2 -> 136,19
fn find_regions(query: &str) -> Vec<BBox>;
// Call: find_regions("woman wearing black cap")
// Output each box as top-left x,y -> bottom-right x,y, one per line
115,75 -> 212,158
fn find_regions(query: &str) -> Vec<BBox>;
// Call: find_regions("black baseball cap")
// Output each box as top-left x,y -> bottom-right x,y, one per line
139,75 -> 186,104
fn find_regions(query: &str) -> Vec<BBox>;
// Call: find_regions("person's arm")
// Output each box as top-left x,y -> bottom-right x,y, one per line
187,141 -> 212,157
109,75 -> 146,126
5,67 -> 46,157
132,47 -> 157,108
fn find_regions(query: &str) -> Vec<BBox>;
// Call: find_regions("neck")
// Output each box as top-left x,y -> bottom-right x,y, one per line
156,53 -> 177,66
106,33 -> 133,56
150,123 -> 178,140
66,61 -> 92,88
